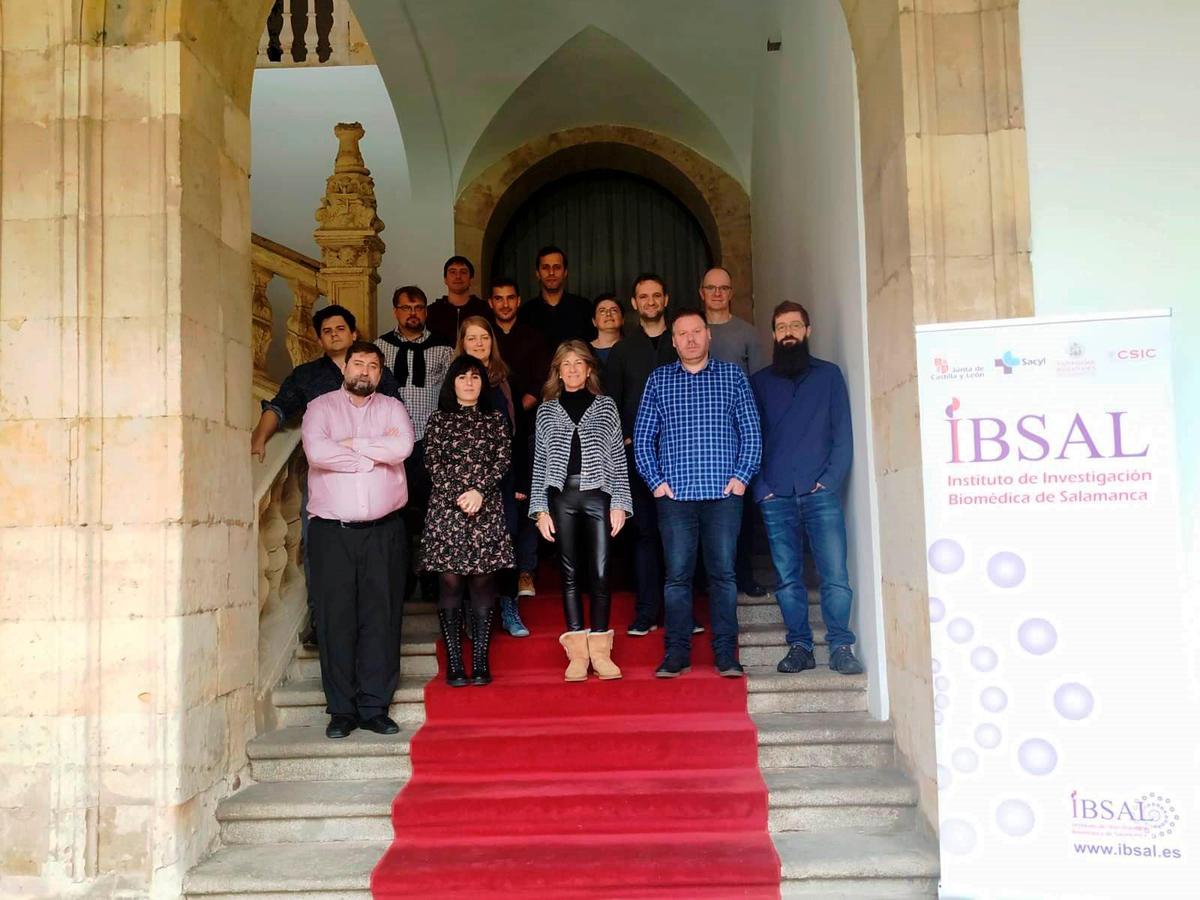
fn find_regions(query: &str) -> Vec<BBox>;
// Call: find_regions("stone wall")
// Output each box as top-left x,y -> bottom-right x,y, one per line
843,0 -> 1033,828
0,0 -> 271,893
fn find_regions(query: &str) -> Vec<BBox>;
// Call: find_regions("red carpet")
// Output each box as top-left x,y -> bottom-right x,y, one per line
371,589 -> 781,899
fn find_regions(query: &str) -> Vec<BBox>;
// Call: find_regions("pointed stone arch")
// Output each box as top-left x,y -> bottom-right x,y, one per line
455,125 -> 752,316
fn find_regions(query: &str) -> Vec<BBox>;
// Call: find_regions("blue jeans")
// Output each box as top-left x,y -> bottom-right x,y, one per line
656,495 -> 742,657
759,490 -> 856,651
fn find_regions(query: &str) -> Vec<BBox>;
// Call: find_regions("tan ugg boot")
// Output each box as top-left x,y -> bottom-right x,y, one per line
559,631 -> 591,682
586,630 -> 623,680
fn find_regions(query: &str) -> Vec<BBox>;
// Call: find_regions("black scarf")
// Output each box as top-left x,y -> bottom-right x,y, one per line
377,330 -> 440,387
772,338 -> 812,378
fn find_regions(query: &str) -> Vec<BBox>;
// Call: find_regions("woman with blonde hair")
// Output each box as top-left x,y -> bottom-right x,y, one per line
454,316 -> 529,638
530,341 -> 632,681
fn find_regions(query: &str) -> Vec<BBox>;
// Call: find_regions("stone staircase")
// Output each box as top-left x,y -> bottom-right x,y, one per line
185,592 -> 939,898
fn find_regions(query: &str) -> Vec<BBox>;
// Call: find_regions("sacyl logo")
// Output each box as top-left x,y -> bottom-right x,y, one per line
995,351 -> 1021,374
995,350 -> 1046,375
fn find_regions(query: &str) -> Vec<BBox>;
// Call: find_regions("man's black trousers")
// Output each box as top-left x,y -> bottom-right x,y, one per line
308,514 -> 406,719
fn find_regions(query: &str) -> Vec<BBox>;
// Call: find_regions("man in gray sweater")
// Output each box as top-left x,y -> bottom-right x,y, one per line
700,266 -> 771,597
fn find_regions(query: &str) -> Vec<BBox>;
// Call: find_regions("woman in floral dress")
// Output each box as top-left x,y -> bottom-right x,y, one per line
420,354 -> 514,686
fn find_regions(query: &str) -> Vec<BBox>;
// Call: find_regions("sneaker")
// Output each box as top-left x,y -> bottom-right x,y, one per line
517,572 -> 535,597
655,655 -> 691,678
499,597 -> 530,638
829,646 -> 865,675
627,619 -> 658,637
692,622 -> 705,635
715,654 -> 745,678
777,644 -> 816,674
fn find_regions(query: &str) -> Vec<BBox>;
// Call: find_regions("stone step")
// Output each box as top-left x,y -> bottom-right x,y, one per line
219,763 -> 918,845
752,712 -> 895,769
291,642 -> 438,680
183,840 -> 382,898
740,623 -> 829,666
247,725 -> 414,782
764,767 -> 917,831
184,829 -> 937,898
273,677 -> 429,727
775,829 -> 939,897
218,779 -> 401,844
746,666 -> 867,714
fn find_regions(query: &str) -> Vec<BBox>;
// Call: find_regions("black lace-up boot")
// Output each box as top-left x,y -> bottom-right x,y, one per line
437,608 -> 469,687
469,607 -> 495,686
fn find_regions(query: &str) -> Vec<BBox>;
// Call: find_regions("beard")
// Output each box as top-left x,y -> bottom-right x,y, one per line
772,337 -> 811,377
345,376 -> 377,397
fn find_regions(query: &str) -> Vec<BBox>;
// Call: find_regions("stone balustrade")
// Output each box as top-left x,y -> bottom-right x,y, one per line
251,234 -> 324,398
253,432 -> 308,731
258,0 -> 375,68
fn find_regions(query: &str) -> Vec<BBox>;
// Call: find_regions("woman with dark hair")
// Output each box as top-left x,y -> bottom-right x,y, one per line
453,315 -> 531,638
589,293 -> 624,367
530,340 -> 632,681
420,354 -> 514,686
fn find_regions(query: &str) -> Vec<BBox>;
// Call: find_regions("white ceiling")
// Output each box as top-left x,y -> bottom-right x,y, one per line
353,0 -> 766,192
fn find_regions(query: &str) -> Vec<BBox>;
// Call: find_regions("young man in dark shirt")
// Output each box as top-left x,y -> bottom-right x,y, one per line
517,245 -> 593,351
602,273 -> 677,635
488,277 -> 551,623
426,255 -> 490,345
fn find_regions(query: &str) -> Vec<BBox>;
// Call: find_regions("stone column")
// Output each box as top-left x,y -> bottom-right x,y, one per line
842,0 -> 1033,828
0,0 -> 267,893
313,122 -> 387,338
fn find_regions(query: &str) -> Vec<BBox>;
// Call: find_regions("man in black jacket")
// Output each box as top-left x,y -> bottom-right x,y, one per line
488,277 -> 550,620
427,256 -> 490,345
518,245 -> 594,352
603,273 -> 677,635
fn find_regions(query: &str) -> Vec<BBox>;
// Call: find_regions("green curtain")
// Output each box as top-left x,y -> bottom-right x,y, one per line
490,170 -> 712,315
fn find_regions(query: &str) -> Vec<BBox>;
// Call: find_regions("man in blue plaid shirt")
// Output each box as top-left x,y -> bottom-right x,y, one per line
633,309 -> 762,677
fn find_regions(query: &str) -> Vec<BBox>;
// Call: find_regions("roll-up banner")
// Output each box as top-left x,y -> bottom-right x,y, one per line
914,311 -> 1197,898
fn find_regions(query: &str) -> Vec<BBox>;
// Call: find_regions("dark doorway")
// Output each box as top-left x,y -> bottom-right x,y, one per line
490,170 -> 713,312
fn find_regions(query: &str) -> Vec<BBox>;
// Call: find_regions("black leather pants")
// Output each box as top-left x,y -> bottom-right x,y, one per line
550,476 -> 611,632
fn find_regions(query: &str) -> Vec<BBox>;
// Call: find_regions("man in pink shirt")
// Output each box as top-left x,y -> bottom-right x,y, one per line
302,341 -> 415,739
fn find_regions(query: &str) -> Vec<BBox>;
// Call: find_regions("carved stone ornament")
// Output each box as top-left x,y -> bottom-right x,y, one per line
251,264 -> 275,374
314,123 -> 386,236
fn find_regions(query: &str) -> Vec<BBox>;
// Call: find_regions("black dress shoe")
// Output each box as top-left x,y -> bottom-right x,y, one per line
739,581 -> 769,598
358,714 -> 400,735
325,714 -> 357,739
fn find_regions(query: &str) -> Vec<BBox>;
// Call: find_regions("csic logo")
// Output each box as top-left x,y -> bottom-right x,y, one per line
1113,348 -> 1158,361
1068,342 -> 1084,358
934,357 -> 950,375
1071,791 -> 1180,839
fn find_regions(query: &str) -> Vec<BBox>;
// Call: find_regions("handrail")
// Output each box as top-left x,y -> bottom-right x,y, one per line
253,427 -> 303,506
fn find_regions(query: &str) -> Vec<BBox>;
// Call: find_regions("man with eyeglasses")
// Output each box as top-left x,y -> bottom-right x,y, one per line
750,301 -> 864,676
699,266 -> 771,598
376,286 -> 453,604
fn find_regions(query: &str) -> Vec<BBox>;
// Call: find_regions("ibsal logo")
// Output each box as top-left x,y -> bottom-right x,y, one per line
944,398 -> 1149,464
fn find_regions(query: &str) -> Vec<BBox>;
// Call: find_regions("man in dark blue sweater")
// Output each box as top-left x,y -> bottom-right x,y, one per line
750,301 -> 864,676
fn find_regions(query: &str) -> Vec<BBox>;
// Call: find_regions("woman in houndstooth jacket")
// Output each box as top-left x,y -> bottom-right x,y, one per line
530,341 -> 632,682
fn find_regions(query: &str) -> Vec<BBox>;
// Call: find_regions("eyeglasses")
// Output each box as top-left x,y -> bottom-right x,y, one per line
774,321 -> 809,333
395,305 -> 425,313
700,285 -> 733,293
